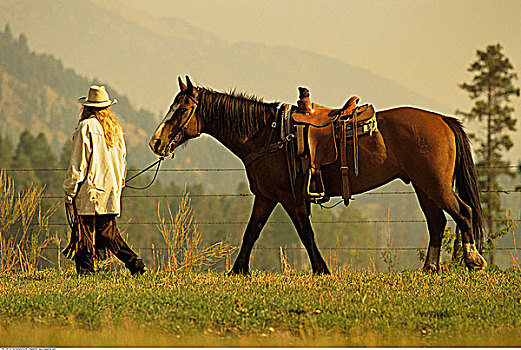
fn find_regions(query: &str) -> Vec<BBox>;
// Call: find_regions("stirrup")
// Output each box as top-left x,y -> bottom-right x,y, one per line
307,169 -> 326,200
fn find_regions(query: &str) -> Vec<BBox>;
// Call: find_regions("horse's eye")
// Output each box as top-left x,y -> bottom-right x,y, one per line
178,107 -> 188,113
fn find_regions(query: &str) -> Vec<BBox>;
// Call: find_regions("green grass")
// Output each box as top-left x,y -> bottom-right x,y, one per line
1,266 -> 521,347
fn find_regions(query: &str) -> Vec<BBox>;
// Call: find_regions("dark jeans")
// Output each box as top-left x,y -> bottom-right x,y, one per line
75,214 -> 145,275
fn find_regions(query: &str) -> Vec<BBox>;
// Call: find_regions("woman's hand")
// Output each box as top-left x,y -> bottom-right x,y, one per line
64,195 -> 73,206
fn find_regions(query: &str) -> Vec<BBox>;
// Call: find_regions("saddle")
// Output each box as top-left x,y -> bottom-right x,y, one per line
291,87 -> 377,205
293,89 -> 359,127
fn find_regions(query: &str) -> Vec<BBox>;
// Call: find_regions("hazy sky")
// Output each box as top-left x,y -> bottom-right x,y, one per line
127,0 -> 521,112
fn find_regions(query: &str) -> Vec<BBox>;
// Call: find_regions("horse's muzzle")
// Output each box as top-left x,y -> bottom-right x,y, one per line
149,138 -> 163,155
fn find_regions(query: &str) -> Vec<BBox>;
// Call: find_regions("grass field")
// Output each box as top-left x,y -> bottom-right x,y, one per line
1,266 -> 521,347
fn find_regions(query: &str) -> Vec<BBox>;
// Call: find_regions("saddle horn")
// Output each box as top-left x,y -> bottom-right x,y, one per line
341,96 -> 360,114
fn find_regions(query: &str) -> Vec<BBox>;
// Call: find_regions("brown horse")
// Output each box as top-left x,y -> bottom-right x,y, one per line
149,76 -> 487,274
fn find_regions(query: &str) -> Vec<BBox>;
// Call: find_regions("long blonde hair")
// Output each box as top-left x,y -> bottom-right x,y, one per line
80,106 -> 122,148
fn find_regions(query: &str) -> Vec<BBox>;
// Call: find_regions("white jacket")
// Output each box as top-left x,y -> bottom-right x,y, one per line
63,118 -> 127,215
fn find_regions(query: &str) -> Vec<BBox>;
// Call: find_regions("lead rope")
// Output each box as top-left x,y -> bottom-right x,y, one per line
124,124 -> 179,190
124,156 -> 165,190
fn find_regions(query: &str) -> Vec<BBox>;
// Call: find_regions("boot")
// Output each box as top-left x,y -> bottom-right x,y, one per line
115,242 -> 147,275
75,250 -> 95,275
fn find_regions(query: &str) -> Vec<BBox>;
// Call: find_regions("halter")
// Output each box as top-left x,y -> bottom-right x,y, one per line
165,94 -> 199,155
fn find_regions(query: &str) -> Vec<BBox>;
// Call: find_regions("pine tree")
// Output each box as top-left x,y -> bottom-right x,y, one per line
0,133 -> 13,168
32,132 -> 60,193
11,130 -> 39,189
457,43 -> 520,264
11,130 -> 60,192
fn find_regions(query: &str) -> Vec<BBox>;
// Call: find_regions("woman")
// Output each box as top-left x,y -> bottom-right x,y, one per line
63,85 -> 146,275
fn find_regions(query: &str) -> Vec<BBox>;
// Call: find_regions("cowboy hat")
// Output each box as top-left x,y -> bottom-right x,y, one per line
78,85 -> 118,107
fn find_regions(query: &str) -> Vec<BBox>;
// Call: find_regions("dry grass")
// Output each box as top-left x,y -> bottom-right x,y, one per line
279,246 -> 293,274
0,170 -> 55,273
3,318 -> 521,347
505,211 -> 521,269
155,191 -> 237,271
380,203 -> 397,272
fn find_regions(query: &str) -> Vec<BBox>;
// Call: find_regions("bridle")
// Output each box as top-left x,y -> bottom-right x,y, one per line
164,94 -> 199,156
123,93 -> 200,191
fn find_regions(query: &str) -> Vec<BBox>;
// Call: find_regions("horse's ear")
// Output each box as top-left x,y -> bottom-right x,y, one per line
186,75 -> 194,92
178,76 -> 187,91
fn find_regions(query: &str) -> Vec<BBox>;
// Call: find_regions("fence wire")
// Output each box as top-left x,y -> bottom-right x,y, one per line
38,218 -> 520,226
7,166 -> 521,255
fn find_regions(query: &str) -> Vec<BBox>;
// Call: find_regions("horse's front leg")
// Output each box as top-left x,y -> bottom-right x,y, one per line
280,199 -> 330,274
230,195 -> 277,275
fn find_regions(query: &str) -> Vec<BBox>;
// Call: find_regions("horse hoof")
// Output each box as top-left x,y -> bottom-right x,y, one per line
314,268 -> 331,275
465,255 -> 488,271
463,244 -> 488,270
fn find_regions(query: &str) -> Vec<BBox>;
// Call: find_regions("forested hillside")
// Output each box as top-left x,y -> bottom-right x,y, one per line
0,24 -> 155,165
0,23 -> 262,193
0,0 -> 461,194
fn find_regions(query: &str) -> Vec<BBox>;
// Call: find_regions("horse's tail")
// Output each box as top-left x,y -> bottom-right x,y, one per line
442,116 -> 484,250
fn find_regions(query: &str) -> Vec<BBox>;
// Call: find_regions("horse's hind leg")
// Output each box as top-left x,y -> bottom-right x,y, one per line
414,185 -> 446,273
230,195 -> 277,275
416,182 -> 487,270
280,200 -> 330,274
440,191 -> 487,270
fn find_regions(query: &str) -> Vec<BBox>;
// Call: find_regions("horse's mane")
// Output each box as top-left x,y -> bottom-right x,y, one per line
197,88 -> 278,139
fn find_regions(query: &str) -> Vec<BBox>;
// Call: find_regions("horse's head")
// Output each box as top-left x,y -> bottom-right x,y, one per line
149,76 -> 201,157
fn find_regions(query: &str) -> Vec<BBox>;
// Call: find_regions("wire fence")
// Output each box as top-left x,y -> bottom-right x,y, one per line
9,165 -> 521,226
33,189 -> 521,199
34,218 -> 521,226
6,166 -> 521,260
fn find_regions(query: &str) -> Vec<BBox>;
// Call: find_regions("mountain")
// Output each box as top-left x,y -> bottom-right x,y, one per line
0,0 -> 454,195
0,0 -> 452,114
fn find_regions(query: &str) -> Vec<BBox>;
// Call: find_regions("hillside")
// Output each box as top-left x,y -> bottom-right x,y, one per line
0,25 -> 156,165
